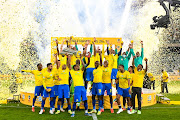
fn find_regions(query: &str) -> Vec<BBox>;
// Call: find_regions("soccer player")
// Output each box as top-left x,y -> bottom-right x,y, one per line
22,63 -> 44,112
148,73 -> 155,90
89,41 -> 103,115
116,65 -> 131,114
161,69 -> 169,93
132,41 -> 144,67
101,60 -> 114,113
69,55 -> 91,117
131,57 -> 148,114
39,63 -> 59,114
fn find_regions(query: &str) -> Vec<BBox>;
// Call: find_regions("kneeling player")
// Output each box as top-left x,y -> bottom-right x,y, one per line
116,65 -> 131,114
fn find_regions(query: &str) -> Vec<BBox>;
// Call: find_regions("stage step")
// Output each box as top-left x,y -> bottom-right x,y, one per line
156,94 -> 164,103
160,97 -> 170,103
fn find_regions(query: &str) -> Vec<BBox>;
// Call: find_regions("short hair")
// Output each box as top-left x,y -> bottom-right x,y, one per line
37,63 -> 41,67
119,64 -> 124,68
47,63 -> 52,67
58,60 -> 60,61
129,66 -> 134,73
139,64 -> 143,68
73,65 -> 76,70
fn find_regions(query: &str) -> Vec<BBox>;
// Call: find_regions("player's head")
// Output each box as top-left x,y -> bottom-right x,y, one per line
47,63 -> 53,71
137,64 -> 143,71
136,52 -> 140,57
118,65 -> 124,72
37,63 -> 42,71
122,52 -> 126,58
95,61 -> 100,69
72,47 -> 76,50
128,66 -> 134,73
76,59 -> 80,65
111,49 -> 115,54
161,69 -> 164,73
62,64 -> 66,70
104,60 -> 108,67
74,64 -> 80,71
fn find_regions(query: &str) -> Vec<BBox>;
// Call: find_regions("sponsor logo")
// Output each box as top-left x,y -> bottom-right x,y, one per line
28,95 -> 31,102
148,95 -> 152,103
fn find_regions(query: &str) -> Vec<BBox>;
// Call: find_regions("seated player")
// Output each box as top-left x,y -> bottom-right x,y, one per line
116,65 -> 132,114
22,63 -> 44,112
131,56 -> 148,114
69,55 -> 91,117
39,63 -> 59,114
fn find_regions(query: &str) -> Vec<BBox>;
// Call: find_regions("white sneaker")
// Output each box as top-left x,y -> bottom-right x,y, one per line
39,109 -> 44,114
127,110 -> 132,114
49,110 -> 54,114
117,108 -> 123,114
60,108 -> 65,112
52,108 -> 55,112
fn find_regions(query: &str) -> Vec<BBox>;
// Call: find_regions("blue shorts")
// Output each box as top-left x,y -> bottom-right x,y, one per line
92,83 -> 103,96
43,87 -> 55,98
34,85 -> 44,96
53,85 -> 59,96
102,83 -> 112,95
74,86 -> 87,102
58,84 -> 70,99
111,68 -> 118,79
86,68 -> 95,81
117,87 -> 131,97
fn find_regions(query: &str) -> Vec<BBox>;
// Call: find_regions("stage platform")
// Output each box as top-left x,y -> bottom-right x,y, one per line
20,88 -> 156,109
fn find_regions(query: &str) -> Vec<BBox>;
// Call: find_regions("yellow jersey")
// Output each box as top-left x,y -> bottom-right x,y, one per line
132,67 -> 146,88
112,54 -> 118,69
22,70 -> 44,86
116,71 -> 131,89
70,70 -> 84,87
43,70 -> 57,89
104,55 -> 113,68
87,56 -> 95,68
162,71 -> 168,82
93,66 -> 103,83
148,73 -> 155,81
56,68 -> 69,85
102,66 -> 112,83
95,54 -> 100,62
59,54 -> 67,67
129,73 -> 135,85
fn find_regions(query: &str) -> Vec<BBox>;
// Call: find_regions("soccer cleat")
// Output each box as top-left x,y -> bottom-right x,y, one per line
43,109 -> 45,112
85,113 -> 92,116
137,110 -> 141,114
122,108 -> 126,111
32,106 -> 35,112
97,111 -> 101,115
39,109 -> 44,114
71,114 -> 75,117
127,110 -> 132,114
49,110 -> 54,114
117,108 -> 123,114
110,108 -> 114,113
131,109 -> 137,114
55,110 -> 60,114
60,108 -> 65,112
101,108 -> 104,112
89,109 -> 97,113
130,108 -> 132,112
68,110 -> 72,114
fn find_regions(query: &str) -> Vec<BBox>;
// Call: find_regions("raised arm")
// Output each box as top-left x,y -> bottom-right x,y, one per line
145,58 -> 148,73
118,42 -> 123,56
54,53 -> 59,69
80,55 -> 85,71
93,37 -> 96,56
68,55 -> 72,70
56,40 -> 60,56
141,41 -> 144,59
100,51 -> 102,66
60,38 -> 66,52
75,41 -> 78,50
107,40 -> 110,55
115,45 -> 118,55
132,56 -> 135,68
